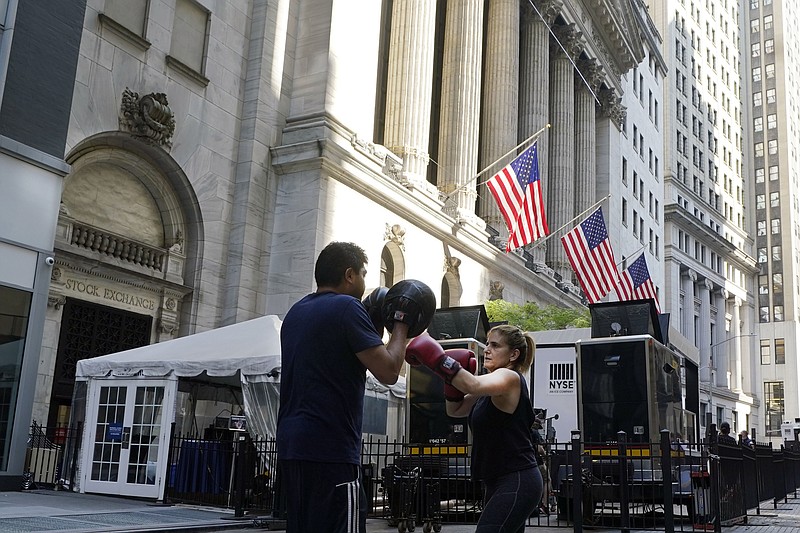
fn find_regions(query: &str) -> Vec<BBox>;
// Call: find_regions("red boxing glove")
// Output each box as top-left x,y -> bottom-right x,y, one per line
442,349 -> 477,401
405,334 -> 462,383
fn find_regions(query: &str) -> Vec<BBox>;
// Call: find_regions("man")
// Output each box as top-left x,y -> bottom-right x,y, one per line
739,429 -> 754,448
276,242 -> 410,533
718,422 -> 737,446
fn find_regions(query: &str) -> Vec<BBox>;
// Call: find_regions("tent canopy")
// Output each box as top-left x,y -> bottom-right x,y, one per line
76,315 -> 282,379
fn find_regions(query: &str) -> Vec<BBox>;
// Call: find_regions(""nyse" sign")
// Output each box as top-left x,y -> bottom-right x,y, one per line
548,362 -> 575,394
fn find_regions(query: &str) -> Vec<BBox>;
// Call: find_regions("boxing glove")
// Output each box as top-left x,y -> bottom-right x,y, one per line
405,334 -> 462,383
442,348 -> 477,402
361,287 -> 388,335
383,279 -> 436,337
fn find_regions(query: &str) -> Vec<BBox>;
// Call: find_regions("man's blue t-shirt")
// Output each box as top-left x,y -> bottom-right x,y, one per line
277,291 -> 384,465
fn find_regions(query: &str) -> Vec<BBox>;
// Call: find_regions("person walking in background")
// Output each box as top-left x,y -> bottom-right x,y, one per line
739,429 -> 754,448
718,422 -> 737,446
276,242 -> 412,533
405,324 -> 543,533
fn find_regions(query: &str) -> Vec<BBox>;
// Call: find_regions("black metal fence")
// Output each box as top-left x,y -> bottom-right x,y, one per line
24,422 -> 82,490
25,424 -> 800,531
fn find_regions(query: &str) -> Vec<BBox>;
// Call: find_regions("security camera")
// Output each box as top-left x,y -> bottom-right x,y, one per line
45,257 -> 55,266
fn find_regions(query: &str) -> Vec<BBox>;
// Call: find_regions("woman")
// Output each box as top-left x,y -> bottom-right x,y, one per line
445,325 -> 543,532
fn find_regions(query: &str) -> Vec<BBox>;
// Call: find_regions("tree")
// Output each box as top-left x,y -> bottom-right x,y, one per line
485,300 -> 590,331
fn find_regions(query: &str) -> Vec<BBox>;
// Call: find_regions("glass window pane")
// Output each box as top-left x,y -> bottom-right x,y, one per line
0,285 -> 31,470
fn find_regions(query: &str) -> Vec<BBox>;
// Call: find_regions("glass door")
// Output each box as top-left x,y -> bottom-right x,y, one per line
82,379 -> 173,498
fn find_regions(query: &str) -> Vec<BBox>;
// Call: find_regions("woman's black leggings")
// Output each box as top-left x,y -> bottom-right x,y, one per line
476,467 -> 543,533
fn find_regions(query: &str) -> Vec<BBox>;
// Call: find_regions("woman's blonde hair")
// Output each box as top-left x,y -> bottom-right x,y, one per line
488,324 -> 535,373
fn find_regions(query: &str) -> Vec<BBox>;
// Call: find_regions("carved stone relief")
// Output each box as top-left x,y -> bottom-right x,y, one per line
489,280 -> 505,301
120,88 -> 176,148
384,223 -> 406,250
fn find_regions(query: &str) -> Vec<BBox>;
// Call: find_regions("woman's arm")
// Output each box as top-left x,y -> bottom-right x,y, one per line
446,368 -> 521,415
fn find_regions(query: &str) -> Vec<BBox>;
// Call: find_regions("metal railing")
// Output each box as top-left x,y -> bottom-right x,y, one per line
25,424 -> 800,531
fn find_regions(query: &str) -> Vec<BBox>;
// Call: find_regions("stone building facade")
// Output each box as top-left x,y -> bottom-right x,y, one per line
0,0 -> 655,485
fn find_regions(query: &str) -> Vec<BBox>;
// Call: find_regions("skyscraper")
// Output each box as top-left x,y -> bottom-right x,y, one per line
647,0 -> 761,440
743,0 -> 800,441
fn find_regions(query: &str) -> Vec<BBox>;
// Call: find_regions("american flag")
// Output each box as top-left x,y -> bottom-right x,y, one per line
486,142 -> 549,252
561,208 -> 620,303
615,253 -> 661,312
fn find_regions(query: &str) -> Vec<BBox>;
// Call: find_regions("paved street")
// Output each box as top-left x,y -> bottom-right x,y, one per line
0,489 -> 797,532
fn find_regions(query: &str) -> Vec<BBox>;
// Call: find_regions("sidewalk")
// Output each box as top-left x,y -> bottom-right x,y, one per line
0,489 -> 797,532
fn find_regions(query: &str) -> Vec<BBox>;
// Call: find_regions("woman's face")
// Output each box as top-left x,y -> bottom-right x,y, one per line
483,330 -> 519,372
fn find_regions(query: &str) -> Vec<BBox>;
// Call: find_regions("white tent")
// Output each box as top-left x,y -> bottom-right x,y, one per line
70,316 -> 282,499
77,315 -> 282,380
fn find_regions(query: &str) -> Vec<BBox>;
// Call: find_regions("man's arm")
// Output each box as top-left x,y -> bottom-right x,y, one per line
357,322 -> 409,385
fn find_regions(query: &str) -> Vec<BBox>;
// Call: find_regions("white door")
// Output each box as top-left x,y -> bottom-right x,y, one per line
82,379 -> 174,498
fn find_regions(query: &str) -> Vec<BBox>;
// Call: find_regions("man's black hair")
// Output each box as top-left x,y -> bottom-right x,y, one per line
314,242 -> 368,287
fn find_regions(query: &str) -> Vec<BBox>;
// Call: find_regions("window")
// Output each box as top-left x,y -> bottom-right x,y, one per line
769,165 -> 779,181
767,88 -> 776,104
765,39 -> 774,54
768,139 -> 778,155
752,67 -> 761,83
774,305 -> 784,321
0,285 -> 32,470
766,64 -> 775,79
754,117 -> 763,132
751,43 -> 760,57
756,168 -> 765,183
764,15 -> 773,31
760,306 -> 770,323
103,0 -> 149,37
758,247 -> 767,263
168,0 -> 210,76
775,339 -> 785,364
622,157 -> 628,185
760,340 -> 770,364
751,19 -> 760,32
773,272 -> 783,292
768,114 -> 777,129
755,142 -> 764,157
754,91 -> 762,107
622,198 -> 628,226
772,245 -> 782,261
756,194 -> 766,209
757,220 -> 767,236
770,192 -> 780,207
759,275 -> 769,294
771,219 -> 781,234
765,382 -> 783,436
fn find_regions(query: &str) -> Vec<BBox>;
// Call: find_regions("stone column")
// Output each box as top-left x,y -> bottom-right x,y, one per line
383,0 -> 437,185
546,24 -> 582,279
665,259 -> 682,325
699,279 -> 712,383
682,269 -> 697,341
714,289 -> 727,384
731,297 -> 743,391
520,0 -> 557,264
478,0 -> 518,229
438,0 -> 484,222
574,59 -> 601,216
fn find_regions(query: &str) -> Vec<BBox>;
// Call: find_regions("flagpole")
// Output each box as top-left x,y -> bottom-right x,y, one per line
442,123 -> 550,202
617,245 -> 647,267
523,194 -> 611,250
475,124 -> 551,186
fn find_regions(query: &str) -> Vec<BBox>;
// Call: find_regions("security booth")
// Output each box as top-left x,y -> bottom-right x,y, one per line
559,299 -> 701,524
382,306 -> 489,529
